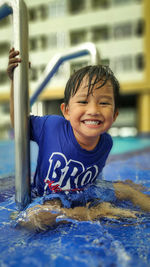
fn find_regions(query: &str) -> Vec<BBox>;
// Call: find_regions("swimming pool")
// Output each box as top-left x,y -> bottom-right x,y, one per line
0,137 -> 150,267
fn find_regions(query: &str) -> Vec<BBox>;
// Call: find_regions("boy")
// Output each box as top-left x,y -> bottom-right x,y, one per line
8,48 -> 150,231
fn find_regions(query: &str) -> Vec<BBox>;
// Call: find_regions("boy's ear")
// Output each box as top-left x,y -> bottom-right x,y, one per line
113,109 -> 119,122
60,103 -> 70,120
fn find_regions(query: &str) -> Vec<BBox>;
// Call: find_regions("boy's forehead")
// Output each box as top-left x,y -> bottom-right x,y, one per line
78,76 -> 113,93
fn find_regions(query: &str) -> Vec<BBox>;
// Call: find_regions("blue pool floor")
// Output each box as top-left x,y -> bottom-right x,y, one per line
0,137 -> 150,267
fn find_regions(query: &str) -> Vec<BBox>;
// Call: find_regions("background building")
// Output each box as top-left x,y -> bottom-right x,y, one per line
0,0 -> 149,139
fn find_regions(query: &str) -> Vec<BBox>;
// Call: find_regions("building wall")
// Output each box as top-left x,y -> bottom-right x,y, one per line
0,0 -> 149,138
0,0 -> 144,96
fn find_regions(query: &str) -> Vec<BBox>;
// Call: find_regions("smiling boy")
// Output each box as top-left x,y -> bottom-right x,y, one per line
8,48 -> 150,231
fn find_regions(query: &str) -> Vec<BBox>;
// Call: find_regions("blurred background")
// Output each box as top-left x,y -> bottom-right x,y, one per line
0,0 -> 150,140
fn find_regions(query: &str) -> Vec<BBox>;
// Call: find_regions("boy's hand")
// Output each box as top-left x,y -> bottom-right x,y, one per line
7,48 -> 21,80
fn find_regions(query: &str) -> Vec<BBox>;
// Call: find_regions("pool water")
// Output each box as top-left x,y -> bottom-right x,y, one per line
0,137 -> 150,267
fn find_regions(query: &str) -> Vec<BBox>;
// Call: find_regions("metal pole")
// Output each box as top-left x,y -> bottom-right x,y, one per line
0,0 -> 31,209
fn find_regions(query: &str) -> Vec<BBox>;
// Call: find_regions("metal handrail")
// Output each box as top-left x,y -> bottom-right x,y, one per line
0,0 -> 30,209
30,42 -> 100,106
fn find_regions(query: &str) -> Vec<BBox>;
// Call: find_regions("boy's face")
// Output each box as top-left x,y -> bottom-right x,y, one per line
61,77 -> 118,150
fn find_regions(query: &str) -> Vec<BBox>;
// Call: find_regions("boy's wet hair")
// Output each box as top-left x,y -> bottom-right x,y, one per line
64,65 -> 120,112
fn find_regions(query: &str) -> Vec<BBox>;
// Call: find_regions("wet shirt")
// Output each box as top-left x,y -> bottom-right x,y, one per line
30,115 -> 113,196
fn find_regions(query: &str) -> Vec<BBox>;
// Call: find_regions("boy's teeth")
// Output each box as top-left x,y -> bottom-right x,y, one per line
84,121 -> 100,125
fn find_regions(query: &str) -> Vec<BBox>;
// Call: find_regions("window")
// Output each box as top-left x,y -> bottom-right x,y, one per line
56,0 -> 67,17
29,5 -> 49,21
0,16 -> 10,27
92,26 -> 110,42
112,56 -> 133,73
70,30 -> 87,45
40,35 -> 48,49
135,20 -> 145,37
101,58 -> 110,66
114,23 -> 133,39
28,8 -> 37,22
69,0 -> 85,14
48,0 -> 67,17
1,102 -> 10,114
0,71 -> 8,84
57,32 -> 66,48
112,0 -> 133,6
70,61 -> 89,74
29,38 -> 38,51
30,68 -> 38,81
39,65 -> 46,74
91,0 -> 110,9
122,56 -> 133,71
48,33 -> 57,48
48,2 -> 57,17
30,36 -> 48,50
38,5 -> 49,20
135,54 -> 144,70
0,42 -> 10,55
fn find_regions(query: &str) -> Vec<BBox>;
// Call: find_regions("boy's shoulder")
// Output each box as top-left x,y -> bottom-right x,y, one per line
103,131 -> 113,141
30,114 -> 67,141
30,114 -> 65,125
101,132 -> 113,148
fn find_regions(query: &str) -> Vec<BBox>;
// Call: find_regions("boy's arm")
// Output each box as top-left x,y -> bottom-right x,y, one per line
7,48 -> 21,127
10,80 -> 14,127
114,182 -> 150,212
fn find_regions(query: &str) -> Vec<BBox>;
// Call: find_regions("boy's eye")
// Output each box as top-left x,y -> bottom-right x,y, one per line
100,102 -> 110,105
78,101 -> 88,104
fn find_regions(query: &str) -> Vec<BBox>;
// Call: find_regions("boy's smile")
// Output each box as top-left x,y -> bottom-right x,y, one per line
61,78 -> 118,151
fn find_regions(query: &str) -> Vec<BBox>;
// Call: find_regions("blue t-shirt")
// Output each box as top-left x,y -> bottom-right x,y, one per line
30,115 -> 113,196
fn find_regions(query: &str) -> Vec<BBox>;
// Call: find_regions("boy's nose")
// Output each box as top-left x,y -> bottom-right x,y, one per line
87,102 -> 100,115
